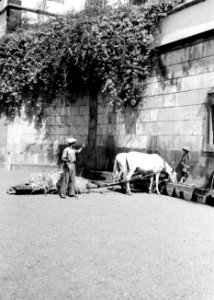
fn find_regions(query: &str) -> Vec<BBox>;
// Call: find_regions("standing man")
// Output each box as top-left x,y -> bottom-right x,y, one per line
60,138 -> 85,198
179,146 -> 191,183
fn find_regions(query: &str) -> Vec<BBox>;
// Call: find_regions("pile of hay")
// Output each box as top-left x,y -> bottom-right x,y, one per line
8,171 -> 90,195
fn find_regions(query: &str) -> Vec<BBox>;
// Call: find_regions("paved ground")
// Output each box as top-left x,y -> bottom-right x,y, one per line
1,169 -> 214,300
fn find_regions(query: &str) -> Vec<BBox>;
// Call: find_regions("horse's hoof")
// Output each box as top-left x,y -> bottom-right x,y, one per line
126,192 -> 132,196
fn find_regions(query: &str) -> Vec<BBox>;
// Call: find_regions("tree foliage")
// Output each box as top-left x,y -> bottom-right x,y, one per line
0,0 -> 182,123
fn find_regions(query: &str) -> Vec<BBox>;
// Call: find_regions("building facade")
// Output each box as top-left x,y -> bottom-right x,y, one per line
1,0 -> 214,186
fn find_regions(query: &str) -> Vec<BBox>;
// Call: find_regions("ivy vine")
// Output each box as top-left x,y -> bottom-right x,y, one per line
0,0 -> 182,124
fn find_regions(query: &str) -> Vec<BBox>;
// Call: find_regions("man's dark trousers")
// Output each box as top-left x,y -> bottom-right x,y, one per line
60,162 -> 76,197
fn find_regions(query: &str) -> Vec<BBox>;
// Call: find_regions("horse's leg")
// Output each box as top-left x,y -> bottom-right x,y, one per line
125,170 -> 134,195
155,173 -> 160,194
148,176 -> 153,194
118,168 -> 123,181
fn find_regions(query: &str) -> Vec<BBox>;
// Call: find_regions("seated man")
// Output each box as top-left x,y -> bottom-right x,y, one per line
179,147 -> 191,183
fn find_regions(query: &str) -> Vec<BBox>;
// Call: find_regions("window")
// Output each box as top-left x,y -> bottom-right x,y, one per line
204,88 -> 214,152
207,105 -> 214,144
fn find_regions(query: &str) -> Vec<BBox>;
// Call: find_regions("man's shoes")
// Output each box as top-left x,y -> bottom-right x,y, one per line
68,194 -> 75,197
60,194 -> 66,198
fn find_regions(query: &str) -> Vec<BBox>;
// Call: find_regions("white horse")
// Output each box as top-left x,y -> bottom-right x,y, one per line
114,152 -> 177,195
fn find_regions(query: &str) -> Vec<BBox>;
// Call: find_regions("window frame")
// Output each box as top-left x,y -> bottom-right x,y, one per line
203,90 -> 214,152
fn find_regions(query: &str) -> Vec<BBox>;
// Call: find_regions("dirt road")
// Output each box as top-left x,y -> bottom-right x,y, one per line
0,170 -> 214,299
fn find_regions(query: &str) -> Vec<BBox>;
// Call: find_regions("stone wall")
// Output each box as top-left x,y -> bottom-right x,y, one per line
96,36 -> 214,184
6,95 -> 89,170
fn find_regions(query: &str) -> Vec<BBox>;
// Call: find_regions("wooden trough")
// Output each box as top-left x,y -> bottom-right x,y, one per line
166,172 -> 214,205
166,182 -> 195,201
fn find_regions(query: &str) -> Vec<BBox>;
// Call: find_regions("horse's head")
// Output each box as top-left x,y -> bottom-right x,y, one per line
164,161 -> 177,183
169,169 -> 177,183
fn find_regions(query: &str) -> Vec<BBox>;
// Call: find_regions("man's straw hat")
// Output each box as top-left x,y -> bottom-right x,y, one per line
67,138 -> 77,144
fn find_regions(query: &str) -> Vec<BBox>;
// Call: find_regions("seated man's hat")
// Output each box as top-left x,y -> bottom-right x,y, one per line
182,146 -> 189,152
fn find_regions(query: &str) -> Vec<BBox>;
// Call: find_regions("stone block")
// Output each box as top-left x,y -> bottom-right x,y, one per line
138,110 -> 150,122
166,64 -> 187,80
179,106 -> 192,121
136,122 -> 145,135
54,115 -> 66,126
181,76 -> 195,92
192,72 -> 214,90
159,135 -> 180,150
66,116 -> 76,126
160,120 -> 192,136
187,58 -> 209,77
54,107 -> 62,115
202,39 -> 214,58
144,82 -> 160,97
175,89 -> 207,107
131,135 -> 149,149
75,115 -> 89,126
64,106 -> 72,116
46,126 -> 59,135
45,116 -> 54,126
69,126 -> 79,135
137,122 -> 160,136
166,106 -> 192,122
163,93 -> 176,107
49,125 -> 70,135
187,43 -> 204,61
70,107 -> 79,116
142,95 -> 164,110
78,126 -> 89,136
191,135 -> 203,151
149,109 -> 159,121
158,108 -> 173,121
206,71 -> 214,88
116,134 -> 135,148
79,106 -> 89,116
192,119 -> 203,135
160,80 -> 181,94
62,126 -> 71,135
116,124 -> 126,136
162,48 -> 186,67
